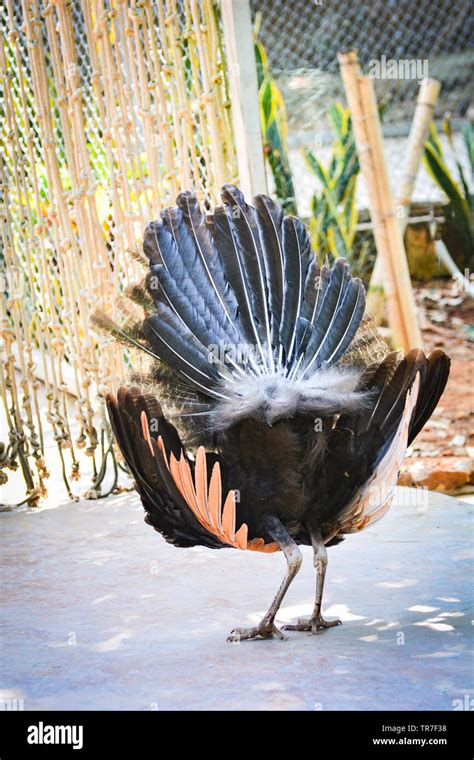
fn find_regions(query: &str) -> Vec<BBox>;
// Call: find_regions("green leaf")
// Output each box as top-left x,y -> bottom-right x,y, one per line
424,141 -> 473,261
426,122 -> 443,156
256,35 -> 297,215
259,78 -> 274,131
424,141 -> 469,215
327,224 -> 348,259
327,103 -> 343,139
462,123 -> 473,176
303,148 -> 330,186
305,103 -> 367,273
320,184 -> 349,245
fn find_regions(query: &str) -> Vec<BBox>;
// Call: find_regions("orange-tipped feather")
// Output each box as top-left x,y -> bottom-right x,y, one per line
154,441 -> 279,553
195,447 -> 212,526
140,412 -> 155,457
234,523 -> 248,550
208,463 -> 223,533
221,490 -> 236,542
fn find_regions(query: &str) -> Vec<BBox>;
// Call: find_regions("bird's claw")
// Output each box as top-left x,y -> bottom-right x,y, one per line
282,616 -> 342,635
227,622 -> 287,642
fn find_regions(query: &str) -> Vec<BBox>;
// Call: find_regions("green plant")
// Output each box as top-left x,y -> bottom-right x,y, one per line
254,17 -> 297,215
424,118 -> 474,268
304,104 -> 369,274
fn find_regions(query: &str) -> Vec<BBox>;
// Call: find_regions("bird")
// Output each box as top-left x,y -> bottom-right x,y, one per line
104,184 -> 450,642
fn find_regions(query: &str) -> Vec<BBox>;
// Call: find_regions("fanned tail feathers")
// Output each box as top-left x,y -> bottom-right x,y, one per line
126,186 -> 372,427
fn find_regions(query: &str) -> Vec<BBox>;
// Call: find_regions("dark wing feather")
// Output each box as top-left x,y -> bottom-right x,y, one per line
356,351 -> 400,391
408,350 -> 450,443
107,388 -> 277,552
107,388 -> 221,548
320,349 -> 448,524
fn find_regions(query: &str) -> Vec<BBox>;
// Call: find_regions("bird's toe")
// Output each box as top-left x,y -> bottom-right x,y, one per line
312,617 -> 342,633
227,623 -> 287,642
282,616 -> 312,632
283,616 -> 342,634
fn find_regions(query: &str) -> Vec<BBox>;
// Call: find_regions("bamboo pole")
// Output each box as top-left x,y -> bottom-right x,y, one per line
368,78 -> 441,317
358,74 -> 423,348
397,78 -> 441,225
338,50 -> 422,351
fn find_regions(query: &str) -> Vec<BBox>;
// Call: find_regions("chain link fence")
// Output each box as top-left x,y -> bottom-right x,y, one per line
250,0 -> 473,213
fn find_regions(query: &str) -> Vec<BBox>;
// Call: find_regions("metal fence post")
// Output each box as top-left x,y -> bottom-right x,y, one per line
220,0 -> 267,198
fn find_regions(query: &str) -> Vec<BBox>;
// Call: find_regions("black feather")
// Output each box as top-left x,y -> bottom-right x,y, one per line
141,306 -> 225,397
409,350 -> 450,442
254,194 -> 285,348
143,221 -> 164,266
294,261 -> 330,357
221,185 -> 272,364
321,350 -> 425,521
279,216 -> 313,364
176,191 -> 241,336
211,204 -> 265,358
147,264 -> 231,349
315,279 -> 366,367
161,206 -> 236,342
301,259 -> 353,374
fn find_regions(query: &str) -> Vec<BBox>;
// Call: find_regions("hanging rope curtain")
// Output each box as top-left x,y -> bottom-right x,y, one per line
0,0 -> 237,506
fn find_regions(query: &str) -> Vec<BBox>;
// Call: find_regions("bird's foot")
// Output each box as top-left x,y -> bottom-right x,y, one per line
282,615 -> 342,635
227,621 -> 287,642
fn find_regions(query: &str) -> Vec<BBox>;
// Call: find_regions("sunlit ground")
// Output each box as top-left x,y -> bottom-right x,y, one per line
1,485 -> 472,711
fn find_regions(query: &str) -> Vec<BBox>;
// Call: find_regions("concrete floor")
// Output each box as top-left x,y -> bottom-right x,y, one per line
1,487 -> 472,711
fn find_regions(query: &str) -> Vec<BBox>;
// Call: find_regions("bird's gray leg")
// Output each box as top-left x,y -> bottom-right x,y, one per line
227,515 -> 302,642
283,529 -> 341,635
